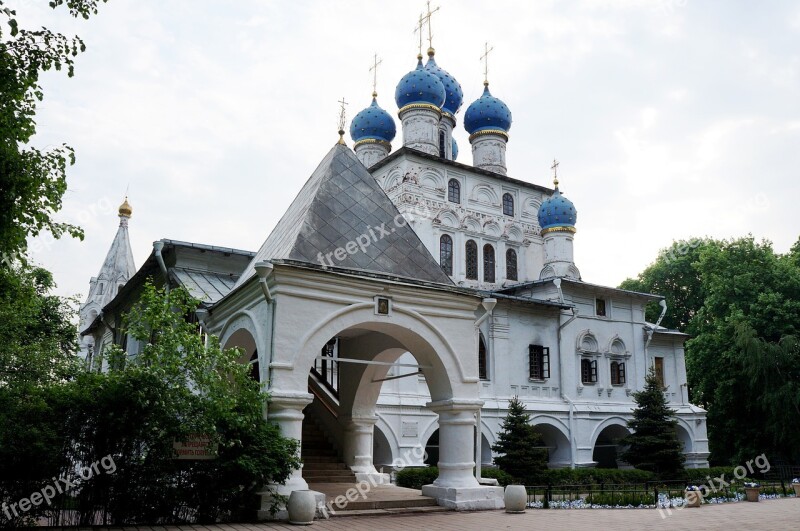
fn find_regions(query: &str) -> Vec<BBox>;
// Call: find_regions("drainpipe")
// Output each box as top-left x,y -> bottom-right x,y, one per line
557,299 -> 579,469
473,297 -> 497,482
644,299 -> 668,357
254,261 -> 276,415
153,241 -> 169,293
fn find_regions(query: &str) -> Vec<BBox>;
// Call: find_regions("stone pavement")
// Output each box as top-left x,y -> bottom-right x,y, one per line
71,498 -> 798,530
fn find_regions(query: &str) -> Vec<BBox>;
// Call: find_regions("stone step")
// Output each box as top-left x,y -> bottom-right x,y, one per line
303,462 -> 349,470
301,455 -> 340,463
302,468 -> 354,477
330,505 -> 449,517
303,475 -> 356,483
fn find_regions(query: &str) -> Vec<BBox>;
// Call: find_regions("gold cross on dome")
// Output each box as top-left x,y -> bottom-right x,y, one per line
369,53 -> 382,98
480,41 -> 494,85
337,97 -> 348,144
423,1 -> 440,51
551,158 -> 560,187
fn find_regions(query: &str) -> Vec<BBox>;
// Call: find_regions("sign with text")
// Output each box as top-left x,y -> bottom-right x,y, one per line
173,434 -> 218,460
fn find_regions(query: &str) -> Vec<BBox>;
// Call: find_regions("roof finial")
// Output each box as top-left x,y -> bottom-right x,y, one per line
413,13 -> 425,60
337,97 -> 348,145
423,1 -> 440,57
118,195 -> 132,217
551,158 -> 560,188
369,53 -> 382,98
480,41 -> 494,87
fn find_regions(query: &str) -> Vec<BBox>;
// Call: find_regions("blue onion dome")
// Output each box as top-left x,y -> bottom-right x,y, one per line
464,83 -> 512,137
538,180 -> 577,234
451,138 -> 459,160
425,50 -> 463,117
350,94 -> 396,146
395,55 -> 446,112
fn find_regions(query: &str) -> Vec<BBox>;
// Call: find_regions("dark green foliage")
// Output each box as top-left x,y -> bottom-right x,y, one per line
621,368 -> 685,477
620,236 -> 800,465
491,396 -> 548,483
479,467 -> 515,487
0,263 -> 80,386
395,467 -> 439,489
535,467 -> 655,486
0,1 -> 110,259
0,283 -> 300,527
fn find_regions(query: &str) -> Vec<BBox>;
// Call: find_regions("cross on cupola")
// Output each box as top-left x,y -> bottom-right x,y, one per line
551,158 -> 560,188
369,53 -> 382,98
423,0 -> 440,56
337,97 -> 348,145
481,41 -> 494,86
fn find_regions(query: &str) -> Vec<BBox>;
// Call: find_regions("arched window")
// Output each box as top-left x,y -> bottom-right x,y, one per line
439,129 -> 446,158
448,179 -> 461,204
506,248 -> 518,281
465,240 -> 478,280
483,244 -> 496,283
440,234 -> 453,276
503,193 -> 514,216
478,333 -> 488,380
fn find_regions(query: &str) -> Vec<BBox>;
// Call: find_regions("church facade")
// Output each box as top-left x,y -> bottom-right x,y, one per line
80,33 -> 709,512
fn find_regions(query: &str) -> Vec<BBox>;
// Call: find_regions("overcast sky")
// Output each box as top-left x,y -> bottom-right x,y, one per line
16,0 -> 800,300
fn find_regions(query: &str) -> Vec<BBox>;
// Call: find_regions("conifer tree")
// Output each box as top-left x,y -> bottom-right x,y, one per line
621,367 -> 685,476
491,396 -> 548,483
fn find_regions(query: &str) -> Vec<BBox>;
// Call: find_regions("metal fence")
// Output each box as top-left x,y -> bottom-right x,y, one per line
524,479 -> 795,508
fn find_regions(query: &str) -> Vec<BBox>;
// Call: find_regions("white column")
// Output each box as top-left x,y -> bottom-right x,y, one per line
470,132 -> 507,175
267,392 -> 313,495
341,415 -> 389,484
400,106 -> 441,155
421,399 -> 504,510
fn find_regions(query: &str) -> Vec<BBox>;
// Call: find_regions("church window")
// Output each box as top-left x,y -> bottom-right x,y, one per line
654,357 -> 665,388
581,358 -> 597,384
483,244 -> 496,283
439,129 -> 446,158
440,234 -> 453,276
97,283 -> 104,295
529,345 -> 550,380
503,193 -> 514,216
610,361 -> 626,385
448,179 -> 461,204
506,249 -> 518,281
478,333 -> 488,380
466,240 -> 478,279
595,298 -> 607,317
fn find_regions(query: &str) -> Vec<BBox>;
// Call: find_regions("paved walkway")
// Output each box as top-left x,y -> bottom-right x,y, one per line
67,498 -> 798,530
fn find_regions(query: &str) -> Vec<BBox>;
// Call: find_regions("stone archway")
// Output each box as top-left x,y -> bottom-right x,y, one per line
533,420 -> 572,468
592,423 -> 632,469
266,300 -> 499,509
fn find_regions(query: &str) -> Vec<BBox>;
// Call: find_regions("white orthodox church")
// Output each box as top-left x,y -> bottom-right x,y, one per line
79,25 -> 710,513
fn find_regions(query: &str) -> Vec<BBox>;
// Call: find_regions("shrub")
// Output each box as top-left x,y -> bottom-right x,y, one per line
480,467 -> 515,487
532,468 -> 655,486
396,467 -> 438,489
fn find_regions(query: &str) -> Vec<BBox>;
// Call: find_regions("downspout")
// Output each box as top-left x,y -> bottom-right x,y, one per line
474,298 -> 497,483
555,274 -> 579,468
254,261 -> 275,415
558,306 -> 579,468
644,299 -> 668,357
153,241 -> 169,293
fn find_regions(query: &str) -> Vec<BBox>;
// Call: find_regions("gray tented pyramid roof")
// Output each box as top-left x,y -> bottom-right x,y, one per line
235,143 -> 452,288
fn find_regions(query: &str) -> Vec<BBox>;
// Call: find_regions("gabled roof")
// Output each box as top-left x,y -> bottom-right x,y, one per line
235,143 -> 452,288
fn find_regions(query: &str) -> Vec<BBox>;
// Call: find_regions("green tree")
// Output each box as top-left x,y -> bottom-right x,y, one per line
491,396 -> 548,483
621,367 -> 685,477
1,0 -> 109,260
0,263 -> 79,387
620,236 -> 800,465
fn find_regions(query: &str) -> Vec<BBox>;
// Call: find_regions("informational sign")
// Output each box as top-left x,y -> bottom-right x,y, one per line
173,434 -> 218,460
401,421 -> 418,438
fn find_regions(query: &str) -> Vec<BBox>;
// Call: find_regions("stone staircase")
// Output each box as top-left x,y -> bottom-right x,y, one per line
301,419 -> 356,484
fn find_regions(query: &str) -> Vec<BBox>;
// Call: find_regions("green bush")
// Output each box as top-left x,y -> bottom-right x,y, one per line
480,467 -> 515,486
531,468 -> 655,486
396,467 -> 439,489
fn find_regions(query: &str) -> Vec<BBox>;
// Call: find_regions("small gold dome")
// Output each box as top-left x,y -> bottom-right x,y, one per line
118,197 -> 132,217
